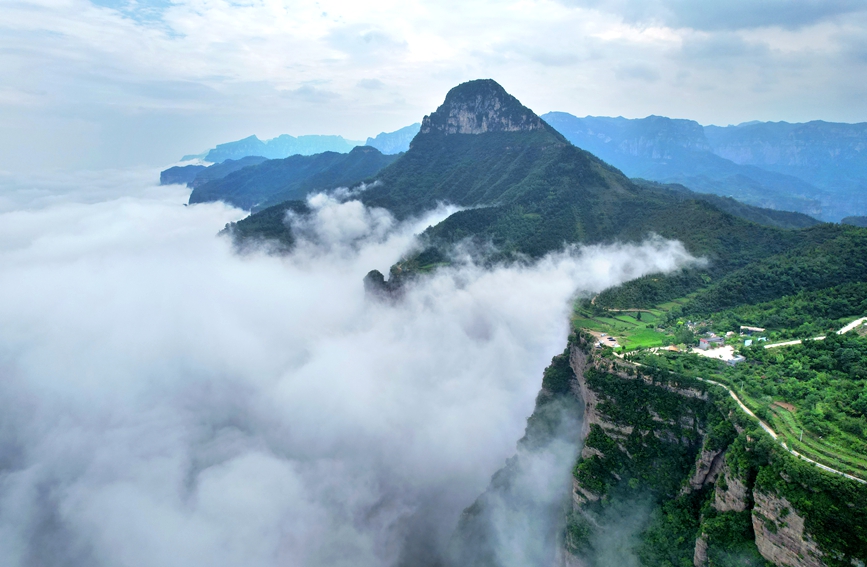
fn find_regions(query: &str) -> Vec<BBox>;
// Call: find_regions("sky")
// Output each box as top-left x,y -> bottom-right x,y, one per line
0,171 -> 695,566
2,0 -> 867,171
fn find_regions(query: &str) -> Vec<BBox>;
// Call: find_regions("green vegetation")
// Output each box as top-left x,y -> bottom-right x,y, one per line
571,296 -> 686,351
541,347 -> 574,394
683,282 -> 867,341
190,146 -> 398,211
598,224 -> 867,312
628,331 -> 867,480
221,200 -> 310,249
632,178 -> 820,230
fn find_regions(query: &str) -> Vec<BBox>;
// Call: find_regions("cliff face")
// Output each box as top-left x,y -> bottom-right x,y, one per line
713,460 -> 750,513
448,331 -> 866,567
560,333 -> 864,567
752,490 -> 824,567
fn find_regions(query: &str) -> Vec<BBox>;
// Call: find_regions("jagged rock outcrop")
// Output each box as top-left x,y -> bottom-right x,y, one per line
752,490 -> 824,567
693,533 -> 709,567
685,446 -> 726,492
713,460 -> 750,512
416,79 -> 547,138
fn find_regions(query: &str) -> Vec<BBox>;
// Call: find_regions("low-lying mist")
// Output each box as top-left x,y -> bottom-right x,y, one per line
0,171 -> 696,567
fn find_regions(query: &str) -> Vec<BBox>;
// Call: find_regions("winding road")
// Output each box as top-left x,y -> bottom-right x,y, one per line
763,316 -> 867,349
707,317 -> 867,483
694,376 -> 867,485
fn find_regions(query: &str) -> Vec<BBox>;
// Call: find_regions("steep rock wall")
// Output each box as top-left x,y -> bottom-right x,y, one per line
752,490 -> 824,567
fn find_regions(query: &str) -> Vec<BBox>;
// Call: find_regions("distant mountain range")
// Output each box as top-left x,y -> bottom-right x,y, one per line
186,134 -> 364,163
174,113 -> 864,221
541,113 -> 867,221
228,80 -> 826,273
365,123 -> 420,154
180,125 -> 420,164
188,147 -> 398,211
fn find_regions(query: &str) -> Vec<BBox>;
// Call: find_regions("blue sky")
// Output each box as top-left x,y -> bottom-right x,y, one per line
2,0 -> 867,171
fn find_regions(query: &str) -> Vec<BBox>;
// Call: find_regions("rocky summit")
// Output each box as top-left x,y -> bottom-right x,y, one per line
416,79 -> 547,138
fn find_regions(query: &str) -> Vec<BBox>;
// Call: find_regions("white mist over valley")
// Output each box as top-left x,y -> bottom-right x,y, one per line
0,170 -> 695,566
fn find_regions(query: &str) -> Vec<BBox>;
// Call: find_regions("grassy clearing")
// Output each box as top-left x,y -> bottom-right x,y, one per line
571,302 -> 675,351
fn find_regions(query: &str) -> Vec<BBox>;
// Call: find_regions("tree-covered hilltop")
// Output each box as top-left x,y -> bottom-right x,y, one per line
842,215 -> 867,227
189,146 -> 398,211
631,179 -> 820,230
596,224 -> 867,311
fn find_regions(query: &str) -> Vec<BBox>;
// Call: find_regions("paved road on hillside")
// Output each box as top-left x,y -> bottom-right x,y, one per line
764,316 -> 867,349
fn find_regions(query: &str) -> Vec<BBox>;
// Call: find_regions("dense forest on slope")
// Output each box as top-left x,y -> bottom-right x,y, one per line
631,179 -> 820,230
595,225 -> 867,311
189,146 -> 398,211
680,282 -> 867,340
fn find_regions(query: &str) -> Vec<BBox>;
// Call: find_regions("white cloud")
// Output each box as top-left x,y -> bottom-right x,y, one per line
1,0 -> 866,171
0,172 -> 696,566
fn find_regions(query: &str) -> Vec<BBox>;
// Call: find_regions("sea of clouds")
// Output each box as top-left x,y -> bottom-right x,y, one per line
0,170 -> 695,566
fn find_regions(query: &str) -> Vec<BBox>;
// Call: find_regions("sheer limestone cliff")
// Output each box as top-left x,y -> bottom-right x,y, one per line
417,79 -> 547,138
558,331 -> 867,567
752,490 -> 824,567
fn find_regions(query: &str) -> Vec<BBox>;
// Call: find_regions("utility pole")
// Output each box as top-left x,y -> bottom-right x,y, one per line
800,429 -> 803,443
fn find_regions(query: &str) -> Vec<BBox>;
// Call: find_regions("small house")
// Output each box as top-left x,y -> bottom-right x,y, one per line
728,355 -> 746,366
698,337 -> 724,350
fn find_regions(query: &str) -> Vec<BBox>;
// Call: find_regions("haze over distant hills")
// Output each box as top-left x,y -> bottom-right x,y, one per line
188,146 -> 398,211
542,112 -> 867,221
176,112 -> 865,222
365,123 -> 420,154
181,125 -> 420,164
182,134 -> 363,163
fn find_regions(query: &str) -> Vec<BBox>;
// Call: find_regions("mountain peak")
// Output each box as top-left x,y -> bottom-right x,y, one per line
417,79 -> 548,137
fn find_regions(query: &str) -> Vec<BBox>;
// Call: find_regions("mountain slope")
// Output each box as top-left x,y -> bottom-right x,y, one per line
189,146 -> 398,211
160,164 -> 206,186
188,156 -> 269,188
541,112 -> 824,217
356,81 -> 809,270
232,80 -> 820,279
632,179 -> 820,230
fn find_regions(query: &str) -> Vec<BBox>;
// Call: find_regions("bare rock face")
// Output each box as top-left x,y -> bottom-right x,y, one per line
752,490 -> 823,567
685,447 -> 726,493
693,533 -> 709,567
416,79 -> 548,138
713,460 -> 749,512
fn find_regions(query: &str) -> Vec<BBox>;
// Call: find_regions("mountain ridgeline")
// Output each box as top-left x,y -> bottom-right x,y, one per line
233,80 -> 817,266
542,113 -> 867,221
188,146 -> 398,211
